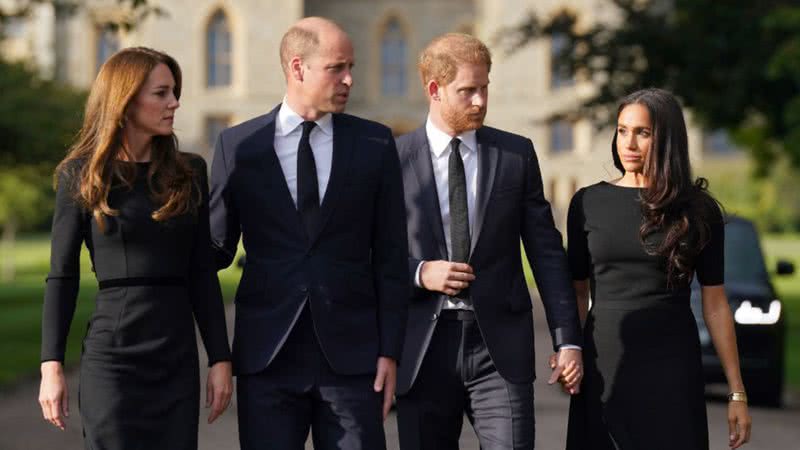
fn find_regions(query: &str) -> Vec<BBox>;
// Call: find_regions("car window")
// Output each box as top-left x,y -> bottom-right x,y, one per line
724,220 -> 769,283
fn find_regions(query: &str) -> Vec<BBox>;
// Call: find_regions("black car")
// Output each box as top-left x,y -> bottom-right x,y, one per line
690,216 -> 794,406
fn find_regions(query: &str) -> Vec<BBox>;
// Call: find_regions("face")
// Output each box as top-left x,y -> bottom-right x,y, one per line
299,31 -> 354,114
434,63 -> 489,134
126,63 -> 179,138
616,103 -> 652,174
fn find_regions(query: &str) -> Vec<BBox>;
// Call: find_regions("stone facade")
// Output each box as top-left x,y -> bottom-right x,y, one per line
3,0 -> 741,227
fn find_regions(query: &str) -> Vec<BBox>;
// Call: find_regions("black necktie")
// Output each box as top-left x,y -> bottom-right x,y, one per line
449,137 -> 471,303
297,121 -> 319,236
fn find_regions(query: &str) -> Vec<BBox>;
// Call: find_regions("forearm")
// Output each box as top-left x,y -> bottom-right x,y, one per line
704,298 -> 745,392
574,280 -> 590,327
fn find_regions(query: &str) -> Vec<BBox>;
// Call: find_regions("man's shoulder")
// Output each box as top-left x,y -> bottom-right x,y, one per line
335,113 -> 392,136
222,111 -> 275,139
478,125 -> 532,150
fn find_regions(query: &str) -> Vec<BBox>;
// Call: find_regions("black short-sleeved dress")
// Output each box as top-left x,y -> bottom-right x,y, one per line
565,181 -> 724,450
41,156 -> 231,450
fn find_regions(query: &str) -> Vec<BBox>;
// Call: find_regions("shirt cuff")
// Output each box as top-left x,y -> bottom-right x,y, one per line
558,344 -> 582,351
414,261 -> 425,288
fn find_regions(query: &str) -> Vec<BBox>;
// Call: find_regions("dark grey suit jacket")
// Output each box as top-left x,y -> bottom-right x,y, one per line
396,125 -> 582,394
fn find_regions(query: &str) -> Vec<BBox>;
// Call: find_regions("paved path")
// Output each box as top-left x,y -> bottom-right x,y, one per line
2,297 -> 798,449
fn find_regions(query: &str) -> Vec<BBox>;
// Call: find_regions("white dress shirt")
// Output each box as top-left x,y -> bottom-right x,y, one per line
274,99 -> 334,206
415,118 -> 478,310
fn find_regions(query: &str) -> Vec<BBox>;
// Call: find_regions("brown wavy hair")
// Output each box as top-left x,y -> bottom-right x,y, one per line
55,47 -> 199,231
612,88 -> 723,287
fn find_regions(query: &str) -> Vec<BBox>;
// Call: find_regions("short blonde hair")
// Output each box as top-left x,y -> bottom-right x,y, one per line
418,33 -> 492,88
279,26 -> 320,74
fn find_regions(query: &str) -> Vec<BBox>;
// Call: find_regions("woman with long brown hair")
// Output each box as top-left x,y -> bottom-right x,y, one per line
562,88 -> 751,449
38,47 -> 232,449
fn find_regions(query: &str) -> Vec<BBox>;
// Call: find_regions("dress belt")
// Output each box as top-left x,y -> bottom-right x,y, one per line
98,276 -> 185,290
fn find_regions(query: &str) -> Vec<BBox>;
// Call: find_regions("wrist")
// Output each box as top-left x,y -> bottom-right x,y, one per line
41,360 -> 63,375
418,261 -> 427,289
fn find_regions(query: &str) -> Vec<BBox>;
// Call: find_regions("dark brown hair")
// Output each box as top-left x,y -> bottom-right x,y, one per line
612,88 -> 722,287
55,46 -> 199,231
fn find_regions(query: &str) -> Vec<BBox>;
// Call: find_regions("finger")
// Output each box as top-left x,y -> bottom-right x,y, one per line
382,389 -> 393,420
208,389 -> 226,424
451,263 -> 474,273
728,415 -> 737,447
548,365 -> 564,385
444,280 -> 468,290
51,401 -> 65,430
443,288 -> 460,297
62,389 -> 70,418
373,369 -> 385,392
744,420 -> 751,444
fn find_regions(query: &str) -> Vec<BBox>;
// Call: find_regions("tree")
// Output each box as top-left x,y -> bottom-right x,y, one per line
495,0 -> 800,176
0,1 -> 163,34
0,59 -> 85,280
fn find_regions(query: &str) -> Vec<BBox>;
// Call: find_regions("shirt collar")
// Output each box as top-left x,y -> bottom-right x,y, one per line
425,116 -> 477,158
276,98 -> 333,137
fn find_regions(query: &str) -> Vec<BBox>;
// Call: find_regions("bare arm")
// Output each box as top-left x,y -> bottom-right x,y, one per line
702,284 -> 751,448
574,279 -> 590,327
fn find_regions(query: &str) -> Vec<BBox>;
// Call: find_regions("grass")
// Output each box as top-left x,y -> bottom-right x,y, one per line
2,234 -> 799,390
761,236 -> 800,388
0,234 -> 242,387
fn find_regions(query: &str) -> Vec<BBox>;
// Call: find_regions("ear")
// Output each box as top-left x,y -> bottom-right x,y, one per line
290,56 -> 304,82
427,80 -> 441,101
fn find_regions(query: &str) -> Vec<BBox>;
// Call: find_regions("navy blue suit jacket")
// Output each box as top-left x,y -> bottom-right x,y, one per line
210,105 -> 409,376
396,125 -> 582,394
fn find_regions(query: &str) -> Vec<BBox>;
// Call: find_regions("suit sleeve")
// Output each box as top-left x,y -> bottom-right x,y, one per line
188,157 -> 231,365
41,164 -> 86,362
518,139 -> 582,350
372,132 -> 410,360
209,132 -> 241,269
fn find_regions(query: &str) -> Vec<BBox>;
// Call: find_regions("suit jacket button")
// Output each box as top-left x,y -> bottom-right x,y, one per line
299,285 -> 308,293
431,313 -> 438,321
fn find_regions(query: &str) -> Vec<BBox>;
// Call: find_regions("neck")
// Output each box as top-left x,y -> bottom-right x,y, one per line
121,129 -> 152,162
428,109 -> 458,137
617,172 -> 648,188
285,91 -> 326,121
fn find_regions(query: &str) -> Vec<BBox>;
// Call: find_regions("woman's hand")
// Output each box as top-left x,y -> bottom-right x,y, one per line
39,361 -> 68,430
206,361 -> 233,424
728,400 -> 751,448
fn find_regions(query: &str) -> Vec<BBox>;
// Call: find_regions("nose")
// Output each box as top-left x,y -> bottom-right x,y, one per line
472,90 -> 487,108
169,94 -> 180,110
624,133 -> 636,149
342,69 -> 353,87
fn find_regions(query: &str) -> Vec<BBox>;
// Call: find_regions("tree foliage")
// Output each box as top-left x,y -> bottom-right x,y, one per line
496,0 -> 800,175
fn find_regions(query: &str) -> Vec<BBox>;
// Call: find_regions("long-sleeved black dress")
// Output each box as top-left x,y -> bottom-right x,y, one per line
565,182 -> 724,450
41,156 -> 231,450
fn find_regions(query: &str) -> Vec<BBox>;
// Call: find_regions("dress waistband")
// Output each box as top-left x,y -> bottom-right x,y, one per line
98,276 -> 185,290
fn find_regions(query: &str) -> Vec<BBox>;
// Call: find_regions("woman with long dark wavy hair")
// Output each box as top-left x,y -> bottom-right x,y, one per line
562,88 -> 751,449
37,47 -> 232,449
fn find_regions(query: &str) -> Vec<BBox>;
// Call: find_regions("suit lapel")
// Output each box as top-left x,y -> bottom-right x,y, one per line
470,127 -> 498,257
257,106 -> 306,231
307,113 -> 354,246
408,127 -> 448,259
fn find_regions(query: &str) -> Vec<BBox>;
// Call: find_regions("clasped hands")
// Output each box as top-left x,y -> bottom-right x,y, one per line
419,260 -> 583,395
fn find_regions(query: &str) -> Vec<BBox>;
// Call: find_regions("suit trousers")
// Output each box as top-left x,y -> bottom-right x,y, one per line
396,309 -> 535,450
237,304 -> 386,450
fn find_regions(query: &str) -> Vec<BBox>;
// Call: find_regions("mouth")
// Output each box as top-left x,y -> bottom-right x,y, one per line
621,154 -> 641,162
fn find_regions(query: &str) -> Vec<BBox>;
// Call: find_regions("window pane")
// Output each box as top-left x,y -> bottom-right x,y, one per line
381,19 -> 407,96
550,33 -> 574,89
96,26 -> 119,73
207,11 -> 232,87
206,116 -> 231,150
550,120 -> 574,153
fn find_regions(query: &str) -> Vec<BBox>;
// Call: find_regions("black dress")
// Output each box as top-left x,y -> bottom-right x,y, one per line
41,156 -> 231,450
565,182 -> 724,450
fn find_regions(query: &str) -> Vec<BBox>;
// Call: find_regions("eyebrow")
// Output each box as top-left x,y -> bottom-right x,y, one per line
153,84 -> 173,89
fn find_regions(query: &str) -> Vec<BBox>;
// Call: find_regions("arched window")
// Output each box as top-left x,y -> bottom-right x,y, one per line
96,25 -> 119,73
207,10 -> 232,87
381,18 -> 407,96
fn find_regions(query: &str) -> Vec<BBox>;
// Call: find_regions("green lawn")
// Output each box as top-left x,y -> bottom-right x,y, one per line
0,234 -> 242,386
2,234 -> 799,390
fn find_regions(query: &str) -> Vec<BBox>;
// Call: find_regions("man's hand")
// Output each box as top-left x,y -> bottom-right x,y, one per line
205,361 -> 233,424
39,361 -> 68,430
547,348 -> 583,395
373,357 -> 397,420
420,260 -> 475,296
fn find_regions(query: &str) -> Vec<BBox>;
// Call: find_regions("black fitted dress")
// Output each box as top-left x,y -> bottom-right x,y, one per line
41,156 -> 231,450
565,182 -> 723,450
